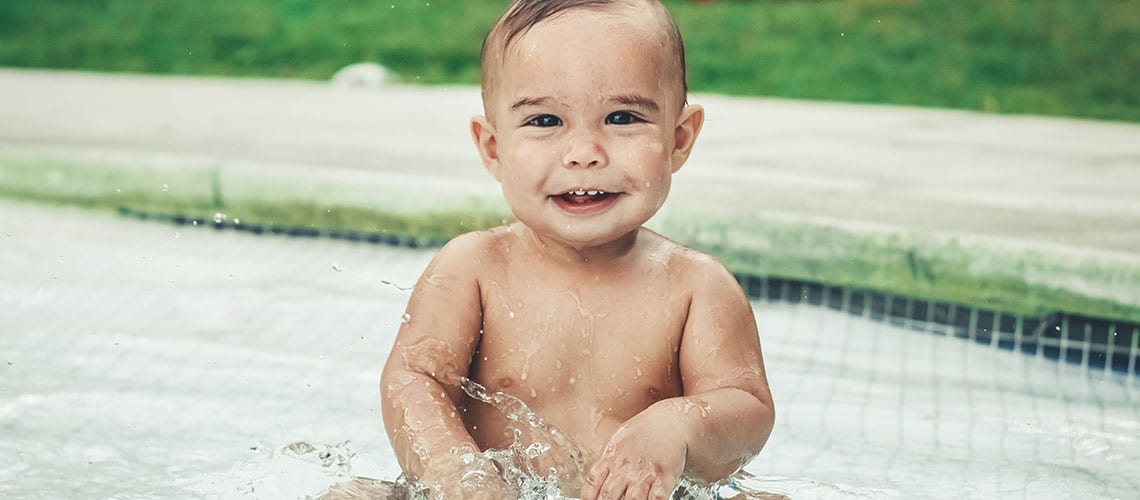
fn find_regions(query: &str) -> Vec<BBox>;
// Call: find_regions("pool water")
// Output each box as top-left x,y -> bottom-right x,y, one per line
1,201 -> 1137,499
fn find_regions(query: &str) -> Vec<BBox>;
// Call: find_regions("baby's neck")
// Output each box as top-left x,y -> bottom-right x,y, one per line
519,225 -> 642,269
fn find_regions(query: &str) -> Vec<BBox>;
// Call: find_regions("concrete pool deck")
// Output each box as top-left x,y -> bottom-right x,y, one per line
1,68 -> 1139,321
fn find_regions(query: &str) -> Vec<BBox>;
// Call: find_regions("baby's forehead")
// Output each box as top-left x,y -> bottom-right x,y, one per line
498,2 -> 671,56
482,1 -> 685,110
496,1 -> 658,40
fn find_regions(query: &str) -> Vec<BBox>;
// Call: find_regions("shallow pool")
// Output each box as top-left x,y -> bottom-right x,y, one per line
1,201 -> 1136,499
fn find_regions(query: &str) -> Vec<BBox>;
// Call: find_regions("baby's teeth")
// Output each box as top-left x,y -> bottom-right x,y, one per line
586,190 -> 598,196
572,190 -> 586,195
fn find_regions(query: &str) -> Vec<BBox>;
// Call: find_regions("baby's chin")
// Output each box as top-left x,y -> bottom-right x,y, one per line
530,221 -> 645,251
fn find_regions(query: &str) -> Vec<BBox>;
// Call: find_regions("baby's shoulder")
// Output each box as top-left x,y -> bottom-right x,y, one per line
646,232 -> 739,292
431,224 -> 516,271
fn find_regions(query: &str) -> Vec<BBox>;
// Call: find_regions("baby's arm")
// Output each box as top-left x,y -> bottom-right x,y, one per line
582,257 -> 775,500
379,233 -> 512,497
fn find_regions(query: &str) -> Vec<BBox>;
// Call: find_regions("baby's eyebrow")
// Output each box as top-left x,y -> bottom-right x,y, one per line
609,94 -> 660,113
510,96 -> 554,111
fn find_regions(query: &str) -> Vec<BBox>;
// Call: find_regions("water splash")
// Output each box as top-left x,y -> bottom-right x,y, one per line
385,378 -> 772,500
280,440 -> 355,477
459,377 -> 585,498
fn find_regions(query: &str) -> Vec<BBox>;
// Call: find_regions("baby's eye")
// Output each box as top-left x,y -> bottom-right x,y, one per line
605,111 -> 642,125
525,114 -> 562,127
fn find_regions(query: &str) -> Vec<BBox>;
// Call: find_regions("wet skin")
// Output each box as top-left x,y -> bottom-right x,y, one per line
466,226 -> 691,474
381,3 -> 774,499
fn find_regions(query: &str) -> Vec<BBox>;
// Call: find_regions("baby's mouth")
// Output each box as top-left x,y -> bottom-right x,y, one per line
550,188 -> 622,215
556,189 -> 613,205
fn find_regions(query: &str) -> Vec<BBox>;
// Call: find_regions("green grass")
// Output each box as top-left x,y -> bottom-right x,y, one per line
1,0 -> 1139,121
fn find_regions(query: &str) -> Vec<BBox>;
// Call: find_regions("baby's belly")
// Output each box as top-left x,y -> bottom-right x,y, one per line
463,369 -> 681,467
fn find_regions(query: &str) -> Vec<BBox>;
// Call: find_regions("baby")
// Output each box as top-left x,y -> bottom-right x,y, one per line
380,1 -> 774,498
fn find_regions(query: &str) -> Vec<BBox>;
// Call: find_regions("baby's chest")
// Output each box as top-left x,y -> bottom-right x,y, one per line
474,289 -> 687,414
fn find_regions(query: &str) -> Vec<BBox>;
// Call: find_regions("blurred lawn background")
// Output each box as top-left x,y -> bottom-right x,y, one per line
1,0 -> 1138,122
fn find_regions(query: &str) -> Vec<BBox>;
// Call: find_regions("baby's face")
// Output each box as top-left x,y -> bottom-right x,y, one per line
475,7 -> 700,249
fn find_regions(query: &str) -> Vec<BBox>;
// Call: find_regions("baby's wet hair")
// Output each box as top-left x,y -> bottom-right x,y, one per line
480,0 -> 688,107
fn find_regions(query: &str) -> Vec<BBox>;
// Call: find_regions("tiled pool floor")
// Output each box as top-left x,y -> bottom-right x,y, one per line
2,201 -> 1137,499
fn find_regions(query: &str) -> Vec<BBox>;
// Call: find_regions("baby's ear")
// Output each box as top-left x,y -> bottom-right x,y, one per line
470,116 -> 502,181
671,104 -> 705,173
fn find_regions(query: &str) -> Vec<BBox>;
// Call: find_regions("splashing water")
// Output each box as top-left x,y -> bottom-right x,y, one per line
392,377 -> 584,499
385,378 -> 773,500
280,440 -> 356,477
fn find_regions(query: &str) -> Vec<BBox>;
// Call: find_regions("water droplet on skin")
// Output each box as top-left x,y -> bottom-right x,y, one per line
568,377 -> 576,384
401,312 -> 412,324
508,311 -> 515,319
555,360 -> 562,370
529,388 -> 537,398
520,372 -> 528,381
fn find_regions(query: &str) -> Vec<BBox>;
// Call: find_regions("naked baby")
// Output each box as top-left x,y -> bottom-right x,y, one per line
380,1 -> 775,498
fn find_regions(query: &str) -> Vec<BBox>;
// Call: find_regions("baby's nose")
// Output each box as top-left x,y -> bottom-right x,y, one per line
562,129 -> 608,169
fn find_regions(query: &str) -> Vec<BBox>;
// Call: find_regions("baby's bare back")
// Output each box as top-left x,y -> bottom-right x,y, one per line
463,226 -> 696,463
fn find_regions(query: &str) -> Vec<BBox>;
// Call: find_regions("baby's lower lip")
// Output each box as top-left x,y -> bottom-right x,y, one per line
551,192 -> 620,215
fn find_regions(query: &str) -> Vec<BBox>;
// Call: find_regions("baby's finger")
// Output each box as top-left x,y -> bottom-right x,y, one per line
595,478 -> 629,500
580,463 -> 610,500
624,479 -> 652,500
648,478 -> 672,500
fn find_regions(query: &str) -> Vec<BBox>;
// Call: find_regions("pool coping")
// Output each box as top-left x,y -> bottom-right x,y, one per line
2,147 -> 1139,324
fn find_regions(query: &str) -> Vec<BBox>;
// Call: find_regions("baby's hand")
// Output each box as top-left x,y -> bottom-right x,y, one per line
421,474 -> 515,500
580,405 -> 686,500
419,448 -> 517,500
